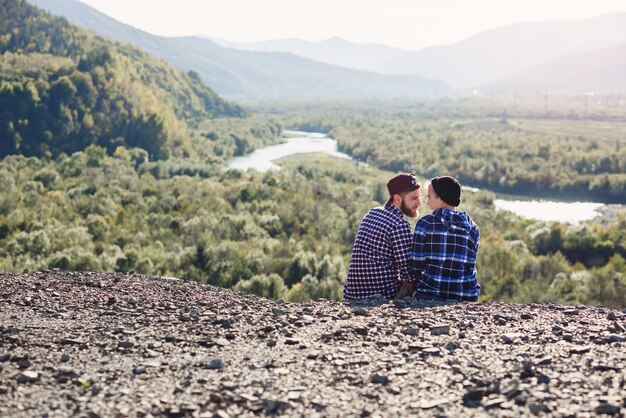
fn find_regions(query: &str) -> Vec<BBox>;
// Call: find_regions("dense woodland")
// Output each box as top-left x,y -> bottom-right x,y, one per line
1,146 -> 625,308
268,99 -> 626,203
0,0 -> 243,160
1,0 -> 625,308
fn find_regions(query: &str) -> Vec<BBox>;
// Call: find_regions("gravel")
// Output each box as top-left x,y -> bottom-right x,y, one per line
1,270 -> 625,417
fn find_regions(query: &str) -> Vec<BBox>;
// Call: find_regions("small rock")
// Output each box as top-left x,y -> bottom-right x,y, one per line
502,333 -> 520,344
17,371 -> 39,384
59,338 -> 85,346
463,387 -> 486,407
569,346 -> 591,355
537,356 -> 552,365
430,324 -> 450,335
393,299 -> 407,309
133,366 -> 146,375
274,368 -> 290,376
420,347 -> 441,357
351,307 -> 368,316
307,351 -> 319,360
444,341 -> 460,352
117,341 -> 134,349
56,370 -> 78,384
285,339 -> 300,345
607,312 -> 617,321
499,379 -> 520,397
402,328 -> 419,336
205,358 -> 226,369
536,374 -> 550,384
267,339 -> 277,348
18,358 -> 30,369
529,403 -> 549,415
563,309 -> 579,316
484,397 -> 506,409
369,373 -> 389,385
354,327 -> 368,336
60,354 -> 71,363
595,403 -> 620,415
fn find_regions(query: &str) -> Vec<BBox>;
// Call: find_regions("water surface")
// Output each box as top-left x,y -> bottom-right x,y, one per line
228,130 -> 351,172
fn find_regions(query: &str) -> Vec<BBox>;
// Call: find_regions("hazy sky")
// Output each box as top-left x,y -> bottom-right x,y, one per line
78,0 -> 626,50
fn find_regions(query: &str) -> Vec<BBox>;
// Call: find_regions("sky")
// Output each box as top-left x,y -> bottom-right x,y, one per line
78,0 -> 626,51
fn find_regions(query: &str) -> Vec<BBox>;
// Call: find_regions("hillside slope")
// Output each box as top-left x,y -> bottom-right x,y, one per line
1,0 -> 242,159
1,271 -> 625,417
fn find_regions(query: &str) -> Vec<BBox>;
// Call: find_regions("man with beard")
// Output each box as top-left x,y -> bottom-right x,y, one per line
343,173 -> 421,301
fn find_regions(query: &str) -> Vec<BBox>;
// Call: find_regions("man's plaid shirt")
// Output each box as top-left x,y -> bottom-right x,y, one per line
343,205 -> 413,301
409,208 -> 480,301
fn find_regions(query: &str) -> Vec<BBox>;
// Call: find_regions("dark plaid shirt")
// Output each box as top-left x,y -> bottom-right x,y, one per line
343,205 -> 413,301
409,208 -> 480,301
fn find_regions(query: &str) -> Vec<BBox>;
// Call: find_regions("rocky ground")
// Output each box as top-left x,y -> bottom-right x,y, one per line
1,271 -> 625,418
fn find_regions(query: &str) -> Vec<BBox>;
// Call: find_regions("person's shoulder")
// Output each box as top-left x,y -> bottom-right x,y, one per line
364,206 -> 385,217
415,213 -> 436,228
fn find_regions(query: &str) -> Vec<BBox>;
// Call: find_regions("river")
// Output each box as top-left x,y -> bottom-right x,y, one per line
228,130 -> 623,225
228,130 -> 351,172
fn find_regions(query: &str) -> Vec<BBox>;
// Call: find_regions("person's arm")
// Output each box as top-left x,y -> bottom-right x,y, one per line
390,222 -> 414,283
408,220 -> 427,281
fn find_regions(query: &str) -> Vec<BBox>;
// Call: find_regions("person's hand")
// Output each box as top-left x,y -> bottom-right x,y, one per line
395,281 -> 415,300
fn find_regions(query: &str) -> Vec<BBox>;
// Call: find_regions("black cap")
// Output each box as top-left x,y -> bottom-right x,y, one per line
431,176 -> 461,207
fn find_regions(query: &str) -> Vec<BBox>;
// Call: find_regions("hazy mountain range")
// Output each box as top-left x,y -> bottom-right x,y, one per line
206,36 -> 411,74
210,13 -> 626,93
27,0 -> 626,98
26,0 -> 446,101
484,43 -> 626,94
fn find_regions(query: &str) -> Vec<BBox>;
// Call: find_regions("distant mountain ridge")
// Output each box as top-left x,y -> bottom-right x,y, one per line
484,43 -> 626,94
208,13 -> 626,93
372,12 -> 626,89
27,0 -> 447,101
206,36 -> 411,72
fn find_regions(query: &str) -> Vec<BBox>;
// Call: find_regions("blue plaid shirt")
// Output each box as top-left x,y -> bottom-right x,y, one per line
409,208 -> 480,301
343,205 -> 414,301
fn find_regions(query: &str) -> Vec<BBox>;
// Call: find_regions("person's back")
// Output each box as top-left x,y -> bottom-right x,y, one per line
343,173 -> 421,301
409,176 -> 480,302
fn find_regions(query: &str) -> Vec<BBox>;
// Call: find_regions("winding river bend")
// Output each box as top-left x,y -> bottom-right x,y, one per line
228,130 -> 351,172
228,130 -> 622,224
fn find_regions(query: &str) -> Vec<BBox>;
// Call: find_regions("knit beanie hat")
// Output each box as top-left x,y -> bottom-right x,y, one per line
430,176 -> 461,207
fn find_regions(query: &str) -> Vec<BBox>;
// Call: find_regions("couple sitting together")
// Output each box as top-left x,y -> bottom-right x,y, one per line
343,173 -> 480,302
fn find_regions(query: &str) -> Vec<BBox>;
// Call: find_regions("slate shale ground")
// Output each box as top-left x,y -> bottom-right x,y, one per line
1,272 -> 625,418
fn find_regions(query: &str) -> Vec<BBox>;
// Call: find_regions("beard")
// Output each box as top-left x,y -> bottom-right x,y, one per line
400,199 -> 418,219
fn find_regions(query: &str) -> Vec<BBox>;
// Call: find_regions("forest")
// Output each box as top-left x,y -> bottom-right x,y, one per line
269,99 -> 626,203
0,0 -> 243,160
1,129 -> 626,308
1,0 -> 625,308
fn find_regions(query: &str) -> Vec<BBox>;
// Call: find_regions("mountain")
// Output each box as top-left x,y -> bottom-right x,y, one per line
207,36 -> 411,72
483,44 -> 626,94
0,0 -> 242,159
371,13 -> 626,89
26,0 -> 447,101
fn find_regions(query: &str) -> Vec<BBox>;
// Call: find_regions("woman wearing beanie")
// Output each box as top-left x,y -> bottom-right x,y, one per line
408,176 -> 481,302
